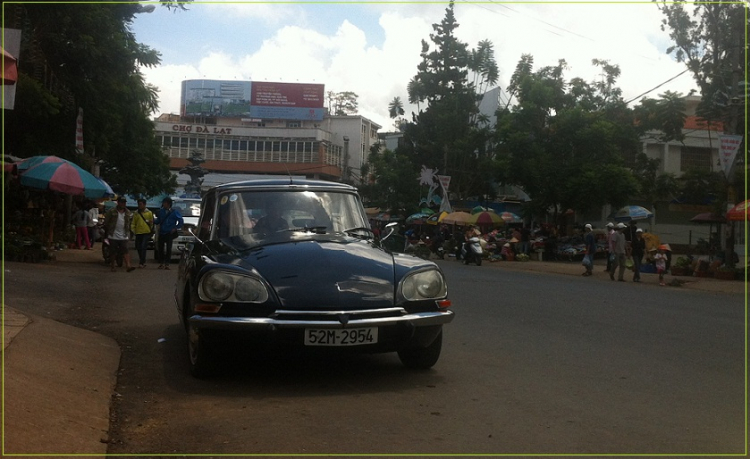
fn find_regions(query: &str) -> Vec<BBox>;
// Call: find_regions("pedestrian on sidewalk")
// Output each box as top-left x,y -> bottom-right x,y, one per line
605,222 -> 615,272
610,223 -> 627,281
71,204 -> 92,250
104,197 -> 136,272
131,198 -> 154,269
582,223 -> 596,276
87,201 -> 99,249
631,228 -> 645,282
154,197 -> 183,270
654,246 -> 668,286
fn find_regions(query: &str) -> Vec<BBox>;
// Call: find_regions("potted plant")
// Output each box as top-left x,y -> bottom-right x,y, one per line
714,266 -> 737,281
671,256 -> 693,276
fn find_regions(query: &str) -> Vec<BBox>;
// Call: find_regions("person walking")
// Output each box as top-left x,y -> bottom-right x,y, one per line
154,197 -> 184,270
71,204 -> 92,250
610,223 -> 627,281
582,223 -> 596,276
87,201 -> 99,249
605,222 -> 615,272
131,198 -> 154,269
631,228 -> 646,282
654,245 -> 668,286
103,197 -> 136,272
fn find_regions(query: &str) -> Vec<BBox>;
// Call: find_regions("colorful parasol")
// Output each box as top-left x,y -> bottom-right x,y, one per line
726,200 -> 749,221
468,211 -> 505,226
442,211 -> 472,225
612,205 -> 653,222
20,160 -> 113,199
426,211 -> 449,225
498,211 -> 523,224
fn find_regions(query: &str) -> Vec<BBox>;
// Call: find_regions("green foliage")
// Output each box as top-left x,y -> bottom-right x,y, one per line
493,57 -> 642,219
327,91 -> 359,116
633,91 -> 687,142
657,1 -> 745,135
401,1 -> 499,199
3,3 -> 178,196
358,148 -> 420,213
631,152 -> 678,208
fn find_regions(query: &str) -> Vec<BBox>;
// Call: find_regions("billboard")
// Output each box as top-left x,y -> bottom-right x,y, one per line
181,80 -> 324,121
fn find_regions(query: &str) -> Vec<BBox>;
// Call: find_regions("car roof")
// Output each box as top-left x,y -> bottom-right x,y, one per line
212,178 -> 357,193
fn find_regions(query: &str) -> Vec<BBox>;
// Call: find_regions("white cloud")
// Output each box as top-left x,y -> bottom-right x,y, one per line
139,3 -> 698,129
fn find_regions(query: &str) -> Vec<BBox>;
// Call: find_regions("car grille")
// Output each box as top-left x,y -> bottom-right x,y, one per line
270,307 -> 407,323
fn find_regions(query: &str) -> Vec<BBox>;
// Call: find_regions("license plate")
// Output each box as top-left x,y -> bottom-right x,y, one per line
304,328 -> 378,346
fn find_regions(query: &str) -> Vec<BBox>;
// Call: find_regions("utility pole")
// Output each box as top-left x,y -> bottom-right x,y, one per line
342,136 -> 350,183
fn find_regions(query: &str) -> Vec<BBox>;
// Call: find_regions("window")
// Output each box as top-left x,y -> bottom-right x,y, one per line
287,122 -> 300,128
680,147 -> 712,172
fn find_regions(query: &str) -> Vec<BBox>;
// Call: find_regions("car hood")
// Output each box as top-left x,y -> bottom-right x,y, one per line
217,237 -> 399,310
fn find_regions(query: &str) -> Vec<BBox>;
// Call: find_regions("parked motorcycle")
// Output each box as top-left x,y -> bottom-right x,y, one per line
461,237 -> 483,266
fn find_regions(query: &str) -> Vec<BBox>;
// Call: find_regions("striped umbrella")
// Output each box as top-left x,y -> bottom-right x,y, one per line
16,155 -> 67,172
468,211 -> 505,226
20,160 -> 113,199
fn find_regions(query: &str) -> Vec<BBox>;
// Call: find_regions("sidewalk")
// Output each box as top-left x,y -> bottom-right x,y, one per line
3,247 -> 120,458
2,247 -> 745,456
473,255 -> 746,296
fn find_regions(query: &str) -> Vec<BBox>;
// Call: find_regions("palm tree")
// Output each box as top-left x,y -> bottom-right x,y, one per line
407,77 -> 425,113
388,96 -> 405,119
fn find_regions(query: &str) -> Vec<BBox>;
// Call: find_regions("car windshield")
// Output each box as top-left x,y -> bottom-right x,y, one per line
214,189 -> 369,248
173,200 -> 201,217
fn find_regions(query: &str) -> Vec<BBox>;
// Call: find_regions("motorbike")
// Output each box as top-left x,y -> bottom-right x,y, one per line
429,236 -> 445,259
461,237 -> 483,266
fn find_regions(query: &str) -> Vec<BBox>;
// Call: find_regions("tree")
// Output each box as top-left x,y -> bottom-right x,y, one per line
658,1 -> 747,266
493,57 -> 640,221
3,3 -> 178,196
387,96 -> 407,132
403,1 -> 497,200
327,91 -> 359,116
358,147 -> 420,213
630,153 -> 678,225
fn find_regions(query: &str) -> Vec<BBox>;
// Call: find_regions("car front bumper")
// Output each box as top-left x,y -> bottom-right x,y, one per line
188,307 -> 454,331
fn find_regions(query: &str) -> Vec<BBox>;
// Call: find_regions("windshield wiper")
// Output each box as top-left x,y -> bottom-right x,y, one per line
343,227 -> 375,239
283,226 -> 329,234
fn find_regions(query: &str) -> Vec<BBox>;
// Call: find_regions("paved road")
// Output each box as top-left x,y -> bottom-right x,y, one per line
3,251 -> 745,455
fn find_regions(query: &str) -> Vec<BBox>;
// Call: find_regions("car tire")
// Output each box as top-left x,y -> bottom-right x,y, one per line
397,329 -> 442,369
187,324 -> 213,378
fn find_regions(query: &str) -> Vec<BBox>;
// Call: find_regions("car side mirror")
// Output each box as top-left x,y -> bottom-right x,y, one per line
380,222 -> 399,243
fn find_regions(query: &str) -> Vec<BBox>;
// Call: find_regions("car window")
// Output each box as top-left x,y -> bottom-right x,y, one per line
198,193 -> 215,241
214,189 -> 367,245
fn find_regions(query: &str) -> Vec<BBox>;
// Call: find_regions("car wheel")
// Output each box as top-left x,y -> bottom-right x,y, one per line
397,329 -> 442,369
187,325 -> 213,378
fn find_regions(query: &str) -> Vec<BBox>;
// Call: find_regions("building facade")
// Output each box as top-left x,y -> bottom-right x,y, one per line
154,79 -> 381,184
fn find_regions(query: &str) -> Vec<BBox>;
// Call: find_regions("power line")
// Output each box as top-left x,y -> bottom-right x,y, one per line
624,69 -> 692,105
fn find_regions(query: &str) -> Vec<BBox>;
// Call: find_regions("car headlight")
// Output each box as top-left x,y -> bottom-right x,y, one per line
198,271 -> 269,303
398,268 -> 447,301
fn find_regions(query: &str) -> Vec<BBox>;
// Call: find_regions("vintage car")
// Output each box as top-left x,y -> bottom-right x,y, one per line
174,179 -> 454,377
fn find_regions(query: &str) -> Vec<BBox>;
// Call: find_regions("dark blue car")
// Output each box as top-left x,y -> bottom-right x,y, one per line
174,179 -> 454,377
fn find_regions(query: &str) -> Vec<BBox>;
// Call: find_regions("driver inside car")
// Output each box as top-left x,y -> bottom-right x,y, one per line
254,206 -> 288,233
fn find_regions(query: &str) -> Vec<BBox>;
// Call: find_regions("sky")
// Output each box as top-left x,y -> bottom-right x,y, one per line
130,1 -> 700,131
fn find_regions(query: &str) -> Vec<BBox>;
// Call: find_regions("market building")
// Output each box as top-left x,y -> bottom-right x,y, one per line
153,79 -> 381,185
